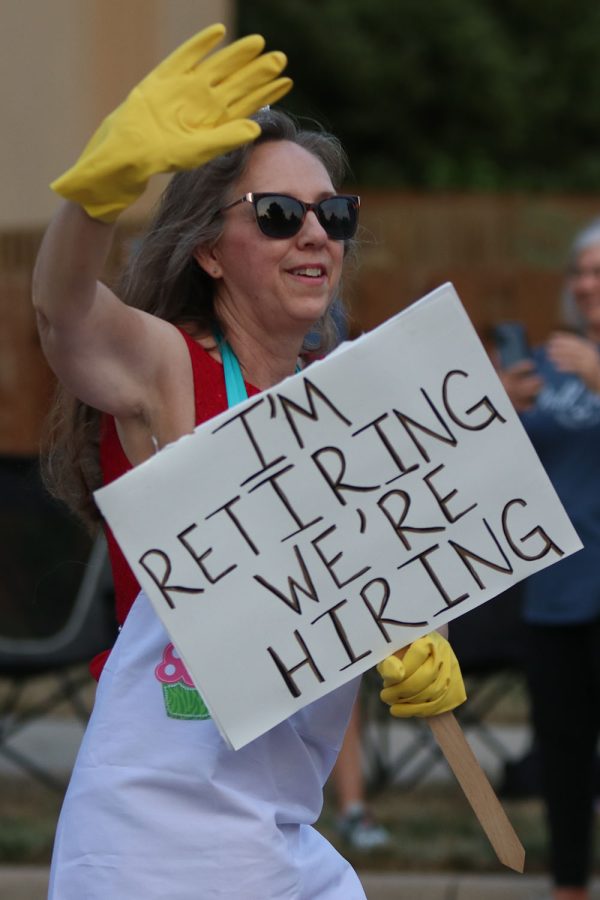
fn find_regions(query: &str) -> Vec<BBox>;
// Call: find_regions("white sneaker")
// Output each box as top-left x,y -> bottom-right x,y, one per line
336,804 -> 391,851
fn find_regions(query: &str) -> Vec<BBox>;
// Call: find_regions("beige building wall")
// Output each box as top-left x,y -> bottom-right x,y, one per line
0,0 -> 234,228
0,0 -> 234,453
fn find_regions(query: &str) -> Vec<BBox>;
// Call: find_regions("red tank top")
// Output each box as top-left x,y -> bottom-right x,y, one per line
92,328 -> 260,679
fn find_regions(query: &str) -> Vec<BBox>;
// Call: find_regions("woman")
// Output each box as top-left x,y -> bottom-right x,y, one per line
33,24 -> 465,899
500,220 -> 600,900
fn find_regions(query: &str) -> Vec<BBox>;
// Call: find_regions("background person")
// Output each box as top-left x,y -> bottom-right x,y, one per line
498,218 -> 600,900
331,699 -> 391,851
32,24 -> 466,899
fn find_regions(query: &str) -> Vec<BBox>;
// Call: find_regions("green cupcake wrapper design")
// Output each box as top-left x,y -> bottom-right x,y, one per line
162,682 -> 211,720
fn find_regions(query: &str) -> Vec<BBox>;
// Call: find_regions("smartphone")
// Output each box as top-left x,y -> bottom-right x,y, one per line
492,322 -> 531,368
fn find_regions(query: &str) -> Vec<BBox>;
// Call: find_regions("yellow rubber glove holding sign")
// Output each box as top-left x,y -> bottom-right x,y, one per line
51,24 -> 292,222
377,631 -> 466,718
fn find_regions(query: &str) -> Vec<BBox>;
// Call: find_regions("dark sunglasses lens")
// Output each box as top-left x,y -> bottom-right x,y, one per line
255,196 -> 304,238
318,197 -> 358,240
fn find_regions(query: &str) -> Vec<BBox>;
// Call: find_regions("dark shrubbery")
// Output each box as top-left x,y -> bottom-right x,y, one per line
238,0 -> 600,191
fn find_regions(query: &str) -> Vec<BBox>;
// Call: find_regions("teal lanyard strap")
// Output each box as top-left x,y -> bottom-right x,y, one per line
214,330 -> 248,408
214,329 -> 302,409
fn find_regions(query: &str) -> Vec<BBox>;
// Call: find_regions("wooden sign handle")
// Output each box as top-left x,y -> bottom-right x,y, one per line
427,711 -> 525,873
392,644 -> 524,872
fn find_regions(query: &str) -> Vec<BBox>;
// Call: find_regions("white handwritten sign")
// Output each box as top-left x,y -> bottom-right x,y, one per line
95,284 -> 582,749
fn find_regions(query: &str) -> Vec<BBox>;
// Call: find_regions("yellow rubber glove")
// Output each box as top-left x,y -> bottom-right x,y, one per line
377,631 -> 466,718
51,23 -> 292,222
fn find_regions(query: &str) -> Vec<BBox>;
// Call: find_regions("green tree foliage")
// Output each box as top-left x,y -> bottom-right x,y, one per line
238,0 -> 600,190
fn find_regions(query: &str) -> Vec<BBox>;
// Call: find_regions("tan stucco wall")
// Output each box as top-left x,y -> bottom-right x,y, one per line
0,0 -> 234,228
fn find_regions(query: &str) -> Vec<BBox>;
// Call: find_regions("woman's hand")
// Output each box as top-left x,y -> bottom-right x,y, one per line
51,24 -> 292,222
547,331 -> 600,393
377,631 -> 466,718
497,359 -> 543,411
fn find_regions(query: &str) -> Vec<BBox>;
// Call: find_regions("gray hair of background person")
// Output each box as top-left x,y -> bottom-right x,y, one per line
561,217 -> 600,332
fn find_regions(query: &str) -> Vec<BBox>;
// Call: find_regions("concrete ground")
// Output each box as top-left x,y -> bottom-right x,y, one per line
4,866 -> 600,900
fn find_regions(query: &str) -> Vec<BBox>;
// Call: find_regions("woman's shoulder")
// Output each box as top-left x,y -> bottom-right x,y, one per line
175,323 -> 226,375
176,323 -> 216,353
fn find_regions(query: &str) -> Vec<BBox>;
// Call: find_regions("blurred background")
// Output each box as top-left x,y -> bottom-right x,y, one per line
2,0 -> 600,895
5,0 -> 600,454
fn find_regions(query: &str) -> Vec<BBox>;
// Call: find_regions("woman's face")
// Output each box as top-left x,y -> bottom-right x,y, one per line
568,242 -> 600,335
203,140 -> 345,341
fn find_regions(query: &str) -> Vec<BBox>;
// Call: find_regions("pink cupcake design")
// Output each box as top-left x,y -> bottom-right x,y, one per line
155,643 -> 210,720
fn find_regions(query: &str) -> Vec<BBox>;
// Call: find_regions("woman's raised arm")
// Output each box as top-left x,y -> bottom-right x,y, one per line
31,24 -> 291,418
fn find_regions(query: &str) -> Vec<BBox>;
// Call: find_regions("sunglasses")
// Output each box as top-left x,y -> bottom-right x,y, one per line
220,192 -> 360,241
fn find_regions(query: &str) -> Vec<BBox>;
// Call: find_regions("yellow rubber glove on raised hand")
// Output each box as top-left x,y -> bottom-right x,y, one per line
377,631 -> 466,718
51,23 -> 292,222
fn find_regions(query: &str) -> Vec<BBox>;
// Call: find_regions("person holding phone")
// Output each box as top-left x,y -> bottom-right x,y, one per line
497,219 -> 600,900
493,322 -> 543,412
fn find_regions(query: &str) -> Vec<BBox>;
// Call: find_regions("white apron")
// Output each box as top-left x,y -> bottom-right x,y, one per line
48,588 -> 365,899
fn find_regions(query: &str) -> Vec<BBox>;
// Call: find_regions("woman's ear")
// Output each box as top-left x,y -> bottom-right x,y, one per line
193,245 -> 222,279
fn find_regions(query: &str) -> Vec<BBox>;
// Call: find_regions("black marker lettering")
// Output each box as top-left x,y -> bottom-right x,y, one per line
352,413 -> 420,482
267,630 -> 325,698
277,377 -> 353,449
213,398 -> 285,478
177,524 -> 236,584
311,446 -> 380,505
423,463 -> 477,523
449,519 -> 513,589
206,496 -> 260,556
360,577 -> 428,641
502,498 -> 565,561
398,544 -> 470,611
248,464 -> 323,540
392,392 -> 457,463
254,544 -> 320,614
311,599 -> 371,670
443,369 -> 507,431
311,524 -> 371,588
377,488 -> 445,550
138,549 -> 204,610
